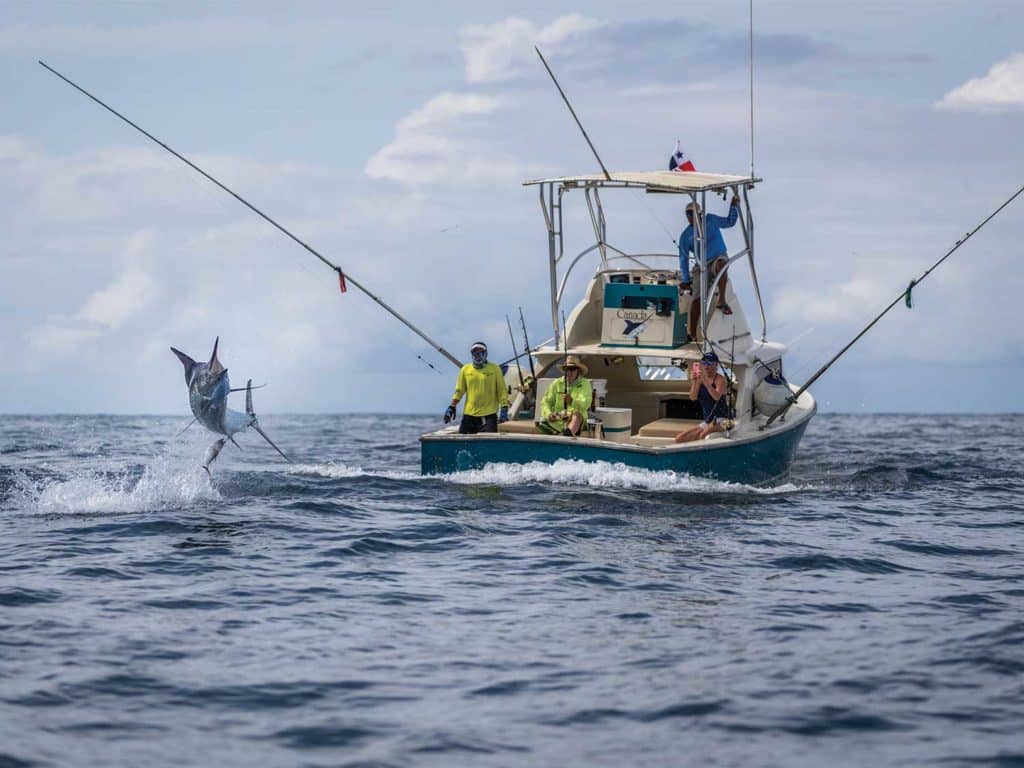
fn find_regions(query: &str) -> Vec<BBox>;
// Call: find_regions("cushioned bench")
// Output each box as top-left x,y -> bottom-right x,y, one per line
498,420 -> 540,435
637,417 -> 703,438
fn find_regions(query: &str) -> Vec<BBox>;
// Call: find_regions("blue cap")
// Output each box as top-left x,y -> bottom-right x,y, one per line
700,351 -> 719,365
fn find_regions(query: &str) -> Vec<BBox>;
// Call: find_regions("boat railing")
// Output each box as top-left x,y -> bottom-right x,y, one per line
555,244 -> 675,306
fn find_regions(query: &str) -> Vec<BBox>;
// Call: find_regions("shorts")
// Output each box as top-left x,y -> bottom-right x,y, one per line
459,413 -> 498,434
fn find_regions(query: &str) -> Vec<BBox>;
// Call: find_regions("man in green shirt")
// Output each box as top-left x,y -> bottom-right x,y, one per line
444,342 -> 509,434
539,355 -> 592,437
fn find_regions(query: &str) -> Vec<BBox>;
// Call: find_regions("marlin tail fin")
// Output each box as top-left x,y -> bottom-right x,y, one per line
244,379 -> 291,463
171,347 -> 197,386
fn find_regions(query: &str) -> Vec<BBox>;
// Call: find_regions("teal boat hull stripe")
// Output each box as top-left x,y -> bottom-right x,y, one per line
421,417 -> 811,485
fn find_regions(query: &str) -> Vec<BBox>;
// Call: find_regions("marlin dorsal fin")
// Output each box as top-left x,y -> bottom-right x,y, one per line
208,336 -> 226,376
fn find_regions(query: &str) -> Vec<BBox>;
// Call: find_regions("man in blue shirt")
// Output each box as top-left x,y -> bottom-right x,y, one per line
679,196 -> 740,339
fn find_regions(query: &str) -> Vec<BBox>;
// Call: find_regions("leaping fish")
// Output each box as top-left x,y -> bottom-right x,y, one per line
170,338 -> 291,473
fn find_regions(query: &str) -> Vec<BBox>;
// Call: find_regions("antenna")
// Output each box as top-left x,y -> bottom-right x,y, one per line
749,0 -> 755,180
534,46 -> 612,181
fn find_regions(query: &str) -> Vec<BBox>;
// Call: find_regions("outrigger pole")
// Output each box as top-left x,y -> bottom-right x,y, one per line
505,314 -> 526,392
38,61 -> 463,370
535,47 -> 612,182
765,182 -> 1024,427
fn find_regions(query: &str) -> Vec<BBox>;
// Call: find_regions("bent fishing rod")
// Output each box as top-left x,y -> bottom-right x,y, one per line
39,60 -> 462,370
765,181 -> 1024,427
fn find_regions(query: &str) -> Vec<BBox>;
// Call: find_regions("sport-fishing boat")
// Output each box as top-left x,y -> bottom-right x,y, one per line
42,61 -> 1018,484
420,170 -> 816,484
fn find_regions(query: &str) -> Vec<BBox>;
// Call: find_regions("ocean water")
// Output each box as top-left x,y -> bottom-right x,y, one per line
1,413 -> 1022,767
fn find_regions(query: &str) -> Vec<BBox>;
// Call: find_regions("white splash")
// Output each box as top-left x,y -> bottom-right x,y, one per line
12,455 -> 219,515
290,459 -> 802,494
441,460 -> 800,494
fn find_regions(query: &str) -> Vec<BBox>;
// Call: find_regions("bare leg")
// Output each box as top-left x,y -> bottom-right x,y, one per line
567,412 -> 584,436
674,425 -> 703,443
712,260 -> 731,312
699,422 -> 725,440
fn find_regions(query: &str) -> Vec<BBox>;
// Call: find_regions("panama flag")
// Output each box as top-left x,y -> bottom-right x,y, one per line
668,141 -> 696,172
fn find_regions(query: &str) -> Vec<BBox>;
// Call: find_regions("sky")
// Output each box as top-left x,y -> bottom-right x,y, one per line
2,0 -> 1023,414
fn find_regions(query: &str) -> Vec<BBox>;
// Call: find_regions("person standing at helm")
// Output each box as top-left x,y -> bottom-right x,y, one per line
539,355 -> 592,437
679,196 -> 740,340
444,342 -> 509,434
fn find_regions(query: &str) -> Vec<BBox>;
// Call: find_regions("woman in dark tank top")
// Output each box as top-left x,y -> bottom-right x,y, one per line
675,352 -> 730,444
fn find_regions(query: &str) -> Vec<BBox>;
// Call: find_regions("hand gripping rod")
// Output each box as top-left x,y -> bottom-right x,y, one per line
765,181 -> 1024,427
39,61 -> 462,369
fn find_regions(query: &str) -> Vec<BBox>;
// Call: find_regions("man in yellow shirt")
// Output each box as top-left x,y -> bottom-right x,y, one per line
444,342 -> 509,434
539,354 -> 592,437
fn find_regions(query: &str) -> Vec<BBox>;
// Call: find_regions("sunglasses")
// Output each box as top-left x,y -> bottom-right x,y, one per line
565,366 -> 579,371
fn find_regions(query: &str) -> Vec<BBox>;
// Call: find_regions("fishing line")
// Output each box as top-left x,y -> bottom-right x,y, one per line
39,60 -> 463,370
765,181 -> 1024,426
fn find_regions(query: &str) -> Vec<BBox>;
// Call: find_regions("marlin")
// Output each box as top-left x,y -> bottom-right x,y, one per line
171,338 -> 291,473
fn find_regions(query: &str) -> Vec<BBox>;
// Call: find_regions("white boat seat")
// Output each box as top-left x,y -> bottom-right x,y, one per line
637,417 -> 703,438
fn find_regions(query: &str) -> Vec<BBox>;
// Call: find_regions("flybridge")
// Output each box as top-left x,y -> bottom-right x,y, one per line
531,169 -> 769,352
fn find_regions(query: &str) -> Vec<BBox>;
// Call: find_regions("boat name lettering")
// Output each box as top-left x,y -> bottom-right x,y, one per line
616,309 -> 649,322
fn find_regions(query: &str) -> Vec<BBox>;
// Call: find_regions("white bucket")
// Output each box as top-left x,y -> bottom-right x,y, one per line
595,407 -> 632,443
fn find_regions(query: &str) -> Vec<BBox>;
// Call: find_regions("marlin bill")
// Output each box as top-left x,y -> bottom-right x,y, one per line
171,338 -> 290,473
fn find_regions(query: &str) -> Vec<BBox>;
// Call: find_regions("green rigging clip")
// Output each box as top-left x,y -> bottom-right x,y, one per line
904,279 -> 917,309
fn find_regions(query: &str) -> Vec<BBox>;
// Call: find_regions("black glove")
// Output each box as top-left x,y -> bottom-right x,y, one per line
444,405 -> 457,424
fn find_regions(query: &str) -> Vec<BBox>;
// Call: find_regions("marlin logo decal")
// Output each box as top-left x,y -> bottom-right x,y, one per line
622,311 -> 654,337
171,337 -> 291,473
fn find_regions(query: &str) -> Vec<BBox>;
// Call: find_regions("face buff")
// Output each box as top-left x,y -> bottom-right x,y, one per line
470,343 -> 488,368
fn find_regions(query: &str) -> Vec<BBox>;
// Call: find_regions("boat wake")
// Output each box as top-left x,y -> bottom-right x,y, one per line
288,459 -> 806,494
441,460 -> 805,494
7,455 -> 219,516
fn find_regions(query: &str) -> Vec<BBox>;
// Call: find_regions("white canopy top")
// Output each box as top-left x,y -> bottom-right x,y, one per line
523,170 -> 759,193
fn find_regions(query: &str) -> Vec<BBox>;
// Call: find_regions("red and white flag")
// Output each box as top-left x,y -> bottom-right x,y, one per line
668,141 -> 696,172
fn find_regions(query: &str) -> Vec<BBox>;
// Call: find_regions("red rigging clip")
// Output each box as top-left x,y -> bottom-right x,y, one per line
337,269 -> 347,294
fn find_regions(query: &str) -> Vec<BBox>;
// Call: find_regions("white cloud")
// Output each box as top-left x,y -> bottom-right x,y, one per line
460,14 -> 606,84
774,275 -> 885,327
366,14 -> 608,188
365,91 -> 518,185
936,52 -> 1024,112
79,263 -> 157,329
28,247 -> 158,357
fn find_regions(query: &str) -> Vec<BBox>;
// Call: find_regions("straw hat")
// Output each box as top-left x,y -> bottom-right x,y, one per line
562,354 -> 589,376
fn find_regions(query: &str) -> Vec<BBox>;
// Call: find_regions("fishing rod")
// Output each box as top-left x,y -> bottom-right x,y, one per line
505,314 -> 526,392
535,46 -> 611,182
518,306 -> 538,384
765,181 -> 1024,427
561,309 -> 570,418
38,60 -> 463,370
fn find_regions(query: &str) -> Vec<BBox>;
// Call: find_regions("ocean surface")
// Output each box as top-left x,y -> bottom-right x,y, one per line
1,413 -> 1022,767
